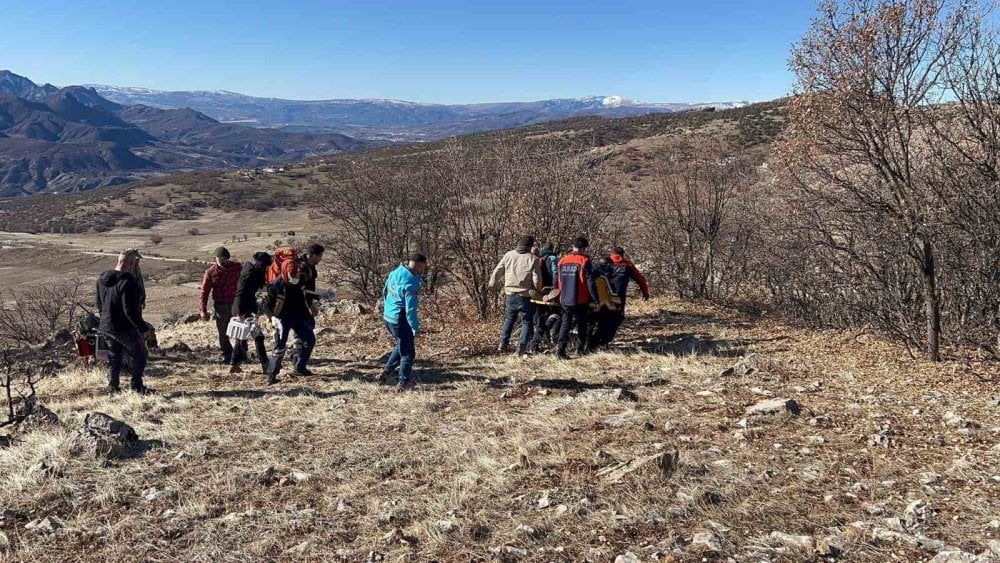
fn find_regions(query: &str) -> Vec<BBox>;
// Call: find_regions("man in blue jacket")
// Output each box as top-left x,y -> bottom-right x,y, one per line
379,253 -> 427,391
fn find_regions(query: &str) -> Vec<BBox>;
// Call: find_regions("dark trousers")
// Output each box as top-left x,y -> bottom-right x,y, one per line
608,307 -> 626,343
291,316 -> 316,366
232,334 -> 268,369
384,317 -> 416,386
268,318 -> 316,375
500,294 -> 536,350
531,306 -> 561,349
558,304 -> 591,355
107,329 -> 148,391
213,302 -> 240,362
589,308 -> 618,350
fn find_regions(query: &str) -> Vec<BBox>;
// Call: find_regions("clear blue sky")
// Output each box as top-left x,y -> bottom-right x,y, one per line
0,0 -> 818,104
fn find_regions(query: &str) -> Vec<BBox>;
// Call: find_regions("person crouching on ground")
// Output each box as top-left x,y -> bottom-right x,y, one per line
265,260 -> 316,384
379,254 -> 426,391
489,235 -> 542,355
231,251 -> 272,375
96,249 -> 152,395
199,247 -> 242,365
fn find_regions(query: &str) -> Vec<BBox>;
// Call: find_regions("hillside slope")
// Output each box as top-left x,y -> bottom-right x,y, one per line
0,98 -> 786,233
1,298 -> 997,561
0,73 -> 366,197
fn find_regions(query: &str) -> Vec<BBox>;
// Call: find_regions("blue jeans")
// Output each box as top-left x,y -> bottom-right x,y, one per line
384,317 -> 416,385
500,294 -> 536,350
268,318 -> 316,375
107,329 -> 148,391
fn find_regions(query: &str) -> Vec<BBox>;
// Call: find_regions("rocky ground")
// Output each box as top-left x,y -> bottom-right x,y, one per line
0,298 -> 998,562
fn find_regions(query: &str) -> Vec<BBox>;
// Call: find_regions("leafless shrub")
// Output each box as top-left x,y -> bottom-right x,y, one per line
775,0 -> 998,359
0,279 -> 88,347
638,139 -> 763,300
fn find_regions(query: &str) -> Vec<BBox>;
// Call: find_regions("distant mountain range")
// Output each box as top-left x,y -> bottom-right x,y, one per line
0,71 -> 364,196
0,69 -> 748,196
89,85 -> 749,142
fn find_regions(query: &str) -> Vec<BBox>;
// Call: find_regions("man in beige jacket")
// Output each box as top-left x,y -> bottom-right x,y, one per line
489,235 -> 543,354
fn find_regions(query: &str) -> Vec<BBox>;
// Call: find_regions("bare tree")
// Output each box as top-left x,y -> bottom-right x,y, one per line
782,0 -> 975,360
640,139 -> 762,300
0,279 -> 87,346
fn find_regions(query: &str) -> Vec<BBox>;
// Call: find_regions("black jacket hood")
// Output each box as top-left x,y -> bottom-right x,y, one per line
99,270 -> 130,286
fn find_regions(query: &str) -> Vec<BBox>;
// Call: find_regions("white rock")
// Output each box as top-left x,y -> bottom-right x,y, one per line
770,531 -> 815,550
904,499 -> 932,529
690,531 -> 722,552
436,520 -> 454,532
615,552 -> 642,563
919,472 -> 940,485
929,551 -> 989,563
25,517 -> 63,535
746,398 -> 801,416
537,492 -> 551,509
942,411 -> 980,429
0,531 -> 9,552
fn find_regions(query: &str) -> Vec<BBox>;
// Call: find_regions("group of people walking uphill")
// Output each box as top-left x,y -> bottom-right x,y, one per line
93,234 -> 644,394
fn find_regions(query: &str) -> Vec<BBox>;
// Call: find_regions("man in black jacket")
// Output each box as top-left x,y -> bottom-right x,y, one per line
231,252 -> 272,375
96,249 -> 152,394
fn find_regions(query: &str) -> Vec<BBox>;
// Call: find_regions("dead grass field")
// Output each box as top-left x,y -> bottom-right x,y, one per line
0,209 -> 329,324
1,297 -> 997,562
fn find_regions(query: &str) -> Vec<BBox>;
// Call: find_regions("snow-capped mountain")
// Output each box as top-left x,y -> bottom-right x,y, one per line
88,84 -> 749,142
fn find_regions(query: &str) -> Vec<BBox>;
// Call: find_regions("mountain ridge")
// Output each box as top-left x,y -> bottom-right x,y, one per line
85,82 -> 749,141
0,72 -> 365,197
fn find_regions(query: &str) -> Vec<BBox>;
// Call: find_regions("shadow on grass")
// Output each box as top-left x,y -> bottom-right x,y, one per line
120,438 -> 167,460
336,360 -> 492,389
164,388 -> 355,400
618,332 -> 790,358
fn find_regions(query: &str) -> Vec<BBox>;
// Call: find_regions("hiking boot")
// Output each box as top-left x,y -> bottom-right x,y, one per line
107,386 -> 121,396
375,371 -> 388,384
395,383 -> 414,393
132,386 -> 155,396
292,368 -> 314,377
229,364 -> 243,374
497,344 -> 511,354
266,373 -> 279,385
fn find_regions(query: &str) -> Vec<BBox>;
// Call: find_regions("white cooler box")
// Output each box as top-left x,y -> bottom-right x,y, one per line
226,317 -> 261,341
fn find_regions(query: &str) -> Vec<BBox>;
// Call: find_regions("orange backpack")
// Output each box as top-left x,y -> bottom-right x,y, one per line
266,247 -> 297,284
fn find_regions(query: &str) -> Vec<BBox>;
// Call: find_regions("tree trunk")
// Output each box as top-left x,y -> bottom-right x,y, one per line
919,239 -> 941,361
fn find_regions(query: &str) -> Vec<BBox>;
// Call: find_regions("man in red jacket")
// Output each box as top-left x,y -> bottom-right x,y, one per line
199,247 -> 243,364
608,246 -> 651,343
556,236 -> 599,360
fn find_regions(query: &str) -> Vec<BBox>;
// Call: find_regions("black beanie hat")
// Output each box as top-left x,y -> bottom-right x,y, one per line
518,235 -> 535,249
252,252 -> 272,267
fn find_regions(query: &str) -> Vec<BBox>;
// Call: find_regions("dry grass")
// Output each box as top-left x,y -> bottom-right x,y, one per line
1,298 -> 997,562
